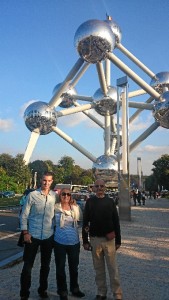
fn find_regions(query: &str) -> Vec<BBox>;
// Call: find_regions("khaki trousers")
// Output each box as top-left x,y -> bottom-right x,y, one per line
90,236 -> 122,299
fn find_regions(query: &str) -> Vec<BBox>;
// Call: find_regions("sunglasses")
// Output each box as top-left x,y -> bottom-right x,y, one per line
61,192 -> 71,197
95,185 -> 105,188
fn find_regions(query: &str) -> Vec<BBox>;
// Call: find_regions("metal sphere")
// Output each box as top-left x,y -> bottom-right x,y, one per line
150,71 -> 169,94
104,18 -> 122,44
93,86 -> 117,116
74,19 -> 116,63
53,83 -> 77,108
24,101 -> 57,135
153,91 -> 169,128
92,154 -> 118,185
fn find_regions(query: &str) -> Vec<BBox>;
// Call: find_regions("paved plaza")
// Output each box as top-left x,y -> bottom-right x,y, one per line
0,197 -> 169,300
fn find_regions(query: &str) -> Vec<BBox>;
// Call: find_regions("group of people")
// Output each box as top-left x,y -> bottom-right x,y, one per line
131,189 -> 146,206
19,171 -> 123,300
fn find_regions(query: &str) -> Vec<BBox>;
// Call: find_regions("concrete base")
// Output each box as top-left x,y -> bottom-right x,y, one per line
118,173 -> 131,221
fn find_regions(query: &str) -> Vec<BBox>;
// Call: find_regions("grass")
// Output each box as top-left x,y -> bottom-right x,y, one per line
0,196 -> 21,207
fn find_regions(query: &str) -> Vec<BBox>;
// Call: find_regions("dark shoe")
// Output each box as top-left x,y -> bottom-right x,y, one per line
38,289 -> 48,299
72,288 -> 85,298
60,296 -> 68,300
20,297 -> 28,300
59,291 -> 68,300
95,295 -> 107,300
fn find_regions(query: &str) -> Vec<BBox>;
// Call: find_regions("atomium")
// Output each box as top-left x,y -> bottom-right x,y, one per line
53,83 -> 77,108
92,155 -> 118,185
104,17 -> 122,44
93,86 -> 117,116
23,16 -> 169,189
153,91 -> 169,129
74,19 -> 116,63
24,101 -> 57,135
150,71 -> 169,94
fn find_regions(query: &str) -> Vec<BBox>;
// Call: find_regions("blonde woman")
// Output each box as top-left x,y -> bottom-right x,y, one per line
54,189 -> 85,300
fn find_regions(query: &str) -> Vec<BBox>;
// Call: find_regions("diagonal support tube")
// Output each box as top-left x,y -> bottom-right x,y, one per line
52,126 -> 97,162
117,43 -> 155,79
107,52 -> 161,100
49,58 -> 84,108
129,121 -> 160,152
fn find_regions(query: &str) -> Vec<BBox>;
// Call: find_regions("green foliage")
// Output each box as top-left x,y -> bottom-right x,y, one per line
0,153 -> 95,192
145,154 -> 169,191
0,154 -> 30,193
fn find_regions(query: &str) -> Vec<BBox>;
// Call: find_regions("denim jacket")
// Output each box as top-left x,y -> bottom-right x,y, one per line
20,188 -> 56,240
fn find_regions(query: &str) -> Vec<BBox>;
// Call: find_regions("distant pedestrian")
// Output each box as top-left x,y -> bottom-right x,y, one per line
137,190 -> 141,206
141,191 -> 146,205
133,190 -> 137,206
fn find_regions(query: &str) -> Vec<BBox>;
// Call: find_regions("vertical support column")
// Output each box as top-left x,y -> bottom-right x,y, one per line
104,115 -> 111,156
117,76 -> 131,221
137,157 -> 142,189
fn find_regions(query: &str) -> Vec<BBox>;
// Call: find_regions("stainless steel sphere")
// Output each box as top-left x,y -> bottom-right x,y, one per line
92,154 -> 118,185
53,83 -> 77,108
74,19 -> 116,63
104,18 -> 122,44
93,86 -> 117,115
153,91 -> 169,128
24,101 -> 57,135
150,71 -> 169,94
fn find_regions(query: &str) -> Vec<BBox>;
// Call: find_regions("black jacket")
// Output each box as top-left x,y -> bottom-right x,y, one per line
82,195 -> 121,245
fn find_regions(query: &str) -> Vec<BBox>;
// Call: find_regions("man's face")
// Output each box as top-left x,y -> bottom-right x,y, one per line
41,175 -> 53,191
94,180 -> 105,197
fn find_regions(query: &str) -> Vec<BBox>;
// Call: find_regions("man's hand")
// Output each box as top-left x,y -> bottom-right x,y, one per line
116,244 -> 121,250
83,243 -> 91,251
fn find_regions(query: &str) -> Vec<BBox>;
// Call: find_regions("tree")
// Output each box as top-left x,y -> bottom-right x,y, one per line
0,153 -> 31,193
0,167 -> 18,192
0,153 -> 15,176
151,154 -> 169,190
145,174 -> 158,192
58,156 -> 75,183
28,160 -> 48,187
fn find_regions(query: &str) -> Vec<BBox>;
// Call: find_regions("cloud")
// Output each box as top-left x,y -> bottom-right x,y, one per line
130,114 -> 152,133
144,144 -> 169,153
0,119 -> 14,132
58,109 -> 104,128
19,99 -> 37,117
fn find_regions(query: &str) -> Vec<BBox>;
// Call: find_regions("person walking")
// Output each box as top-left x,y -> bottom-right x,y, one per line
82,179 -> 123,300
54,189 -> 85,300
19,171 -> 56,300
141,190 -> 146,205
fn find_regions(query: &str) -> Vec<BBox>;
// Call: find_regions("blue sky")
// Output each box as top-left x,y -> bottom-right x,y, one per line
0,0 -> 169,175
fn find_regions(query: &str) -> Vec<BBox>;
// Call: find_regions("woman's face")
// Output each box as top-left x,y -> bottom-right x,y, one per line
60,189 -> 71,204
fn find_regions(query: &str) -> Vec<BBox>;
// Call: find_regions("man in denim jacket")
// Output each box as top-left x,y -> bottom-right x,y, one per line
20,171 -> 56,300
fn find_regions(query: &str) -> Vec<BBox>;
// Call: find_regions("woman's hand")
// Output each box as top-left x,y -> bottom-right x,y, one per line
23,233 -> 32,243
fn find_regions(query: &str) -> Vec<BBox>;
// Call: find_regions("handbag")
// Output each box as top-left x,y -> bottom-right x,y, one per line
17,231 -> 24,247
106,231 -> 116,241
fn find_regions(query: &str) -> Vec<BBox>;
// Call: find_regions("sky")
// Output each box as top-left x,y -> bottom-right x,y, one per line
0,0 -> 169,176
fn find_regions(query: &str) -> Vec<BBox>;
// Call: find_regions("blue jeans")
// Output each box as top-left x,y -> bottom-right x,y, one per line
54,241 -> 80,295
20,235 -> 53,298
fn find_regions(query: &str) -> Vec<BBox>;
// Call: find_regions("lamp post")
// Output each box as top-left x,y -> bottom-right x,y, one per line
34,172 -> 37,189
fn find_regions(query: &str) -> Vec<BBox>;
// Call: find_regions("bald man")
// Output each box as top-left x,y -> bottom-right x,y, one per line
82,179 -> 122,300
